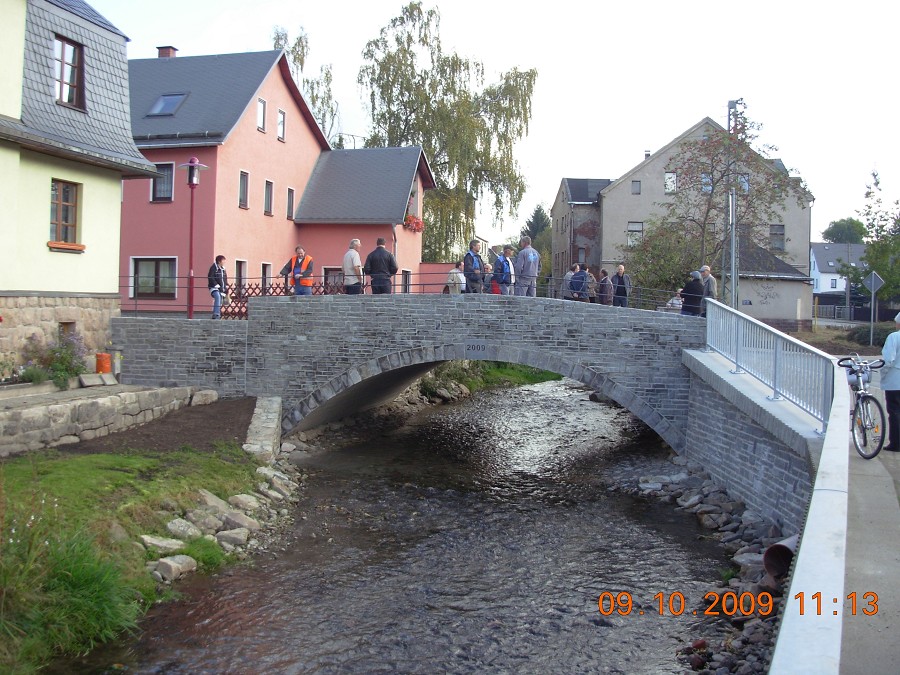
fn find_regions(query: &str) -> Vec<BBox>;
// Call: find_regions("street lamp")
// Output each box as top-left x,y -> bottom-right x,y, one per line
178,157 -> 207,318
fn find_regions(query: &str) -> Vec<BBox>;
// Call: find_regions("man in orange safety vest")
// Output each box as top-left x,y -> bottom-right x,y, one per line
279,246 -> 314,296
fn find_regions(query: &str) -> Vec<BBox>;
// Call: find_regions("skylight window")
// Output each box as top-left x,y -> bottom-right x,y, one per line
148,93 -> 187,116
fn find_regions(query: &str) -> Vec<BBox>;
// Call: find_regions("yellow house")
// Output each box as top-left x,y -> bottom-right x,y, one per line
0,0 -> 155,366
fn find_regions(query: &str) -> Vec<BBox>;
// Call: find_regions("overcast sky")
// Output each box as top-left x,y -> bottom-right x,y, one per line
87,0 -> 900,242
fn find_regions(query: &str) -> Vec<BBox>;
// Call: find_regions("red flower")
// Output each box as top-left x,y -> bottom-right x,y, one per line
403,214 -> 425,233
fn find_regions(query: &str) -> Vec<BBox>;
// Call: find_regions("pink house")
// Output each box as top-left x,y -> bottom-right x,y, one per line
120,48 -> 435,316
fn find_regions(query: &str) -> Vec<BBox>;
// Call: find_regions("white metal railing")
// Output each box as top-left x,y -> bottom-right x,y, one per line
705,300 -> 835,431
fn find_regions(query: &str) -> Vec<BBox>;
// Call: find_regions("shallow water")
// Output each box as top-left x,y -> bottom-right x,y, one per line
64,380 -> 728,674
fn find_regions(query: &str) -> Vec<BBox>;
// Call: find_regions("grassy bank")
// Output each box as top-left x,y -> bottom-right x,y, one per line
423,360 -> 562,396
0,442 -> 263,674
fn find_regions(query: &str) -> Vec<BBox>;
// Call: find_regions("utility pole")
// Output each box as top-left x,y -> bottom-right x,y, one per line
720,100 -> 739,307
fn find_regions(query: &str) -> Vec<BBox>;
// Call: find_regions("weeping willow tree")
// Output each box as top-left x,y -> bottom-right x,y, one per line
358,3 -> 537,261
273,26 -> 343,147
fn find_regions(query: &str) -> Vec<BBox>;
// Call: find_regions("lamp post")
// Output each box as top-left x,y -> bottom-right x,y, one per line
720,100 -> 739,308
178,157 -> 207,318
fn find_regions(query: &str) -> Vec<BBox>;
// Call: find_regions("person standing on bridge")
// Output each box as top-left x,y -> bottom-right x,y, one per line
279,246 -> 314,296
363,237 -> 398,294
598,269 -> 613,305
463,240 -> 485,293
446,261 -> 466,294
611,264 -> 632,307
880,312 -> 900,452
680,271 -> 704,316
514,236 -> 541,297
207,255 -> 227,319
493,244 -> 516,295
342,239 -> 364,295
700,265 -> 717,317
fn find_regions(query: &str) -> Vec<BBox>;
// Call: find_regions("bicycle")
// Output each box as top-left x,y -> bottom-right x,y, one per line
837,354 -> 886,459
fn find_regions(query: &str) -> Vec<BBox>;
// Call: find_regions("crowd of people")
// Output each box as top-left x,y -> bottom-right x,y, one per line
206,236 -> 718,320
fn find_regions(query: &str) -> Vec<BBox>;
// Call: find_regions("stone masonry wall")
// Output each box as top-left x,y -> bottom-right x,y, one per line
683,373 -> 813,532
112,295 -> 706,450
0,386 -> 197,457
0,293 -> 120,366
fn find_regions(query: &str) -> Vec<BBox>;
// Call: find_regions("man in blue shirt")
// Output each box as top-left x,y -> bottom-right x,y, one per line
463,240 -> 485,293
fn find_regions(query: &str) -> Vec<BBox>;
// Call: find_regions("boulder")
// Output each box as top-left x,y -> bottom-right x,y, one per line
139,535 -> 186,554
156,555 -> 198,582
228,494 -> 261,511
166,518 -> 202,541
190,390 -> 219,406
196,488 -> 230,514
222,511 -> 261,532
216,528 -> 250,546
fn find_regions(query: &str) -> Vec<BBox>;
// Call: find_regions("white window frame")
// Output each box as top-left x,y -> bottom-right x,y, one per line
664,171 -> 677,194
627,221 -> 644,247
151,162 -> 174,202
286,187 -> 295,219
277,109 -> 285,141
264,180 -> 273,216
257,98 -> 266,131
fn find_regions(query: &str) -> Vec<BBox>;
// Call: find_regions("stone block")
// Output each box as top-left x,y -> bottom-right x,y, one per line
228,494 -> 261,511
196,488 -> 230,514
156,554 -> 198,582
139,535 -> 186,554
191,390 -> 219,406
222,511 -> 261,531
166,518 -> 203,541
79,373 -> 105,387
216,527 -> 250,546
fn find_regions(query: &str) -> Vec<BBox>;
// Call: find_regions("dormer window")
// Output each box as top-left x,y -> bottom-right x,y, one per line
148,93 -> 186,116
54,36 -> 85,110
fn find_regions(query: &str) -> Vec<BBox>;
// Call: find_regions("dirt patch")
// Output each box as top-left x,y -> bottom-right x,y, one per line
54,397 -> 257,455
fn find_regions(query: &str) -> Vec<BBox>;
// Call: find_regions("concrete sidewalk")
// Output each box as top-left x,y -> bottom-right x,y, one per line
840,381 -> 900,674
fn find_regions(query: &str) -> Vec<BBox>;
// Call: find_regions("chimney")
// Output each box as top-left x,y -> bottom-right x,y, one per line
157,46 -> 178,58
644,150 -> 651,160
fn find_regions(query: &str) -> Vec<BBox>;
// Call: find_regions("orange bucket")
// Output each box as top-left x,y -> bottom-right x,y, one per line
96,352 -> 112,374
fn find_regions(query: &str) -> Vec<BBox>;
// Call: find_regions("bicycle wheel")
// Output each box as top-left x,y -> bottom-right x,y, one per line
852,394 -> 886,459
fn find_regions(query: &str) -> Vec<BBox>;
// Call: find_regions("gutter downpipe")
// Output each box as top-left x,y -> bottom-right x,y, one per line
768,360 -> 849,673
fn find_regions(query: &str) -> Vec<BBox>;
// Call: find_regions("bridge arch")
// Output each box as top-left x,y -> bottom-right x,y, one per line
284,343 -> 684,451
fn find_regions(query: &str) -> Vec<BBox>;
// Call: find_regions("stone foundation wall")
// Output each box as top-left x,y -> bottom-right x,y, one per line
0,293 -> 120,366
0,386 -> 196,458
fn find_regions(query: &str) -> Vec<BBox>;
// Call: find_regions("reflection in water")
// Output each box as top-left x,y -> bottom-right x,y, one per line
66,380 -> 728,674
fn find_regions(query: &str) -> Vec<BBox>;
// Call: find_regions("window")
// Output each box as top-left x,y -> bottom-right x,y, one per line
235,260 -> 247,297
664,172 -> 677,194
769,224 -> 785,251
257,98 -> 266,131
631,180 -> 641,195
828,261 -> 835,267
133,257 -> 176,298
261,263 -> 272,294
50,179 -> 78,243
151,163 -> 174,202
738,173 -> 750,193
830,279 -> 838,289
627,221 -> 644,247
323,267 -> 343,294
277,110 -> 285,140
53,36 -> 84,109
577,247 -> 586,264
264,180 -> 273,215
239,171 -> 249,208
147,93 -> 186,116
401,270 -> 412,293
701,173 -> 713,193
286,187 -> 295,219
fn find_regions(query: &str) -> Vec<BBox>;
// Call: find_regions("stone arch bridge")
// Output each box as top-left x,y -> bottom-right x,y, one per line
112,294 -> 817,530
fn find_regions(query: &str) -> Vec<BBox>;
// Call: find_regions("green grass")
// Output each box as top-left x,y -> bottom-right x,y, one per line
0,441 -> 263,673
428,360 -> 561,394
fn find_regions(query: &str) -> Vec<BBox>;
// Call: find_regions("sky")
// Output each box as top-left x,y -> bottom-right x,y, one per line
87,0 -> 900,243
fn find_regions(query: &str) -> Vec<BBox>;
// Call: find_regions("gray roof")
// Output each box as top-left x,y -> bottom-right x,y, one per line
45,0 -> 126,38
129,50 -> 289,148
562,178 -> 613,203
3,0 -> 155,176
730,237 -> 810,280
810,242 -> 868,270
296,147 -> 431,224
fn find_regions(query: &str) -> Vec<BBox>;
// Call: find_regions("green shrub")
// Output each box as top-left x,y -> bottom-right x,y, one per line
179,537 -> 229,572
21,331 -> 88,390
19,366 -> 49,384
848,323 -> 895,348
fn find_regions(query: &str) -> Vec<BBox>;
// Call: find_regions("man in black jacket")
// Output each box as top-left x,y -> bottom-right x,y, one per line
680,271 -> 704,316
363,238 -> 399,294
207,255 -> 227,319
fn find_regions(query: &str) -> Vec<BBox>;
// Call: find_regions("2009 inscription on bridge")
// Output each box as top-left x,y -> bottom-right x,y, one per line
465,339 -> 488,356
